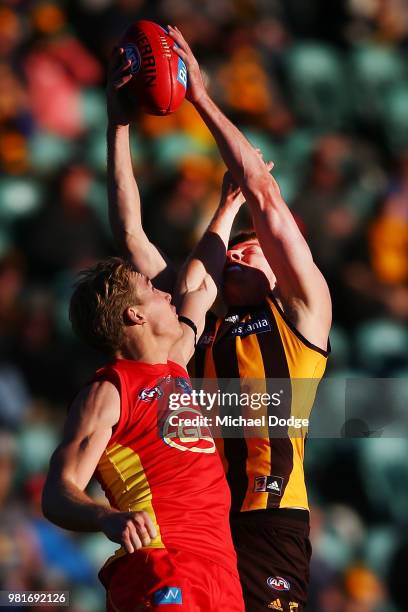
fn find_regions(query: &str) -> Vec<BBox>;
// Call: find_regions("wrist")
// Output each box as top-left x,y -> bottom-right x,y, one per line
191,90 -> 210,109
95,505 -> 116,530
107,121 -> 129,132
219,197 -> 242,213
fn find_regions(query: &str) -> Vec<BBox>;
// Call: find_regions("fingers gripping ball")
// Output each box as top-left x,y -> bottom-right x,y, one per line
119,20 -> 187,115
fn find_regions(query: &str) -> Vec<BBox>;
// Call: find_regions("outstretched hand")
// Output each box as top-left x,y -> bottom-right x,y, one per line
167,25 -> 207,105
107,47 -> 134,126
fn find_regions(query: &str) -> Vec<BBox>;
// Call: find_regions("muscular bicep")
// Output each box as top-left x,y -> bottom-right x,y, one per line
47,382 -> 120,492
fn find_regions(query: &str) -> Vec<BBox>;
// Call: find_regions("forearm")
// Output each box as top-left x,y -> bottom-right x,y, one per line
194,95 -> 271,204
42,478 -> 114,532
177,200 -> 239,297
107,123 -> 143,246
107,123 -> 176,289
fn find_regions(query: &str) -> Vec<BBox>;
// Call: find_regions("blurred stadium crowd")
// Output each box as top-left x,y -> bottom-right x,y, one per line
1,0 -> 408,610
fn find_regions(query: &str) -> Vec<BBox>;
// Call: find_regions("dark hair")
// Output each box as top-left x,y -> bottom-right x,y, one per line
69,257 -> 141,354
228,230 -> 257,249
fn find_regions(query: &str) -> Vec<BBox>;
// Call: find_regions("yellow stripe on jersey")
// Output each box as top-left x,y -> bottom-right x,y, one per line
266,297 -> 327,510
236,315 -> 271,511
206,320 -> 230,475
97,442 -> 164,569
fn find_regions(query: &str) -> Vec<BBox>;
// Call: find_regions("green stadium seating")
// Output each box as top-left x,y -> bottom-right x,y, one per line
0,177 -> 43,225
285,43 -> 348,128
382,83 -> 408,151
350,45 -> 406,123
354,319 -> 408,374
358,439 -> 408,523
363,527 -> 398,578
29,132 -> 74,173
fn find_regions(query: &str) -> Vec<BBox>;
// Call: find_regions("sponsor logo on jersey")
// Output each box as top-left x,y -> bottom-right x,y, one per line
254,475 -> 284,496
162,407 -> 216,453
268,599 -> 283,611
124,44 -> 141,74
153,587 -> 183,605
267,576 -> 291,592
230,314 -> 271,338
289,603 -> 299,611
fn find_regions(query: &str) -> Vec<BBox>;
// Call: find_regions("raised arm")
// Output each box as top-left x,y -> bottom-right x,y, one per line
168,27 -> 331,346
170,172 -> 243,364
42,381 -> 157,553
107,48 -> 176,292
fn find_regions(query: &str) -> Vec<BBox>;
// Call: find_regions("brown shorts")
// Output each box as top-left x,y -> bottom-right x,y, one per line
230,509 -> 311,612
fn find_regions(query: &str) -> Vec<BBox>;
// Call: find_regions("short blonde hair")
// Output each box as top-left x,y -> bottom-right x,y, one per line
69,257 -> 141,354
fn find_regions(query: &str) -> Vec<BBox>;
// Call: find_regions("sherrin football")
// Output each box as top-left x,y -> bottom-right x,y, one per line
119,20 -> 187,116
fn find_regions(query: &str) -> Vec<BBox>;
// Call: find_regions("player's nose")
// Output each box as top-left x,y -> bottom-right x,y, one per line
229,250 -> 242,261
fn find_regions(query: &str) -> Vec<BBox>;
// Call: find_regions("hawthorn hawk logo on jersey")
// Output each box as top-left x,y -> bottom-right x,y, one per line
267,576 -> 291,592
161,407 -> 215,454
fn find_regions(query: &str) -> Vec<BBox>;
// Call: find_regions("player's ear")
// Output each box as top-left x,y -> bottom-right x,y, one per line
124,306 -> 145,326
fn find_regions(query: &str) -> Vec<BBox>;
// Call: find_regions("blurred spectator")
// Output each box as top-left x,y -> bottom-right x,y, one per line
24,474 -> 97,587
0,430 -> 44,591
344,151 -> 408,322
16,164 -> 110,279
0,251 -> 25,351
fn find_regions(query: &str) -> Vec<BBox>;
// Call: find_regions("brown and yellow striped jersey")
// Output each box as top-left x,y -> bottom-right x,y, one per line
189,294 -> 329,513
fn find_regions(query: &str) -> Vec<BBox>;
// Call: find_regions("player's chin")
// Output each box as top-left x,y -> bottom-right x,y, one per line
222,276 -> 269,306
222,281 -> 251,306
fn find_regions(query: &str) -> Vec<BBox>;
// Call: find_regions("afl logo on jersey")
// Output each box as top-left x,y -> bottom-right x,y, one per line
162,407 -> 215,454
267,576 -> 291,592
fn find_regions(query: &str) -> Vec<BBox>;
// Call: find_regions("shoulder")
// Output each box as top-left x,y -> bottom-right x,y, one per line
68,380 -> 120,429
268,292 -> 331,356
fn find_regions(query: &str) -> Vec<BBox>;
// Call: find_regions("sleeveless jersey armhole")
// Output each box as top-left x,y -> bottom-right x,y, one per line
91,366 -> 128,446
267,294 -> 331,357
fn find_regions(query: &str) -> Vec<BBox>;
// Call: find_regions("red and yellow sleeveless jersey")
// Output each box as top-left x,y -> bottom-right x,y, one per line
189,294 -> 329,513
93,359 -> 238,575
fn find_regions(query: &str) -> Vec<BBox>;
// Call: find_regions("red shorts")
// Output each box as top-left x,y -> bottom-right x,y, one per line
100,548 -> 245,612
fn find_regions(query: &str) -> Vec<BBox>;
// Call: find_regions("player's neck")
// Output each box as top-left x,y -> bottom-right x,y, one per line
116,335 -> 170,365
